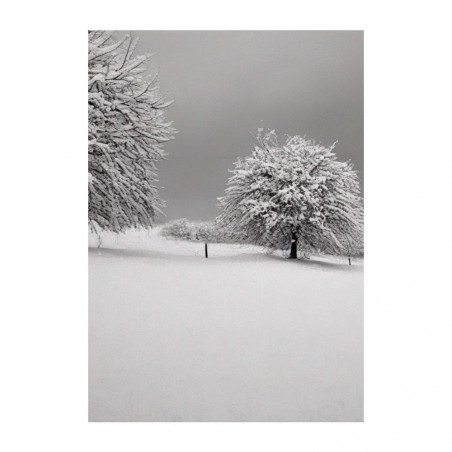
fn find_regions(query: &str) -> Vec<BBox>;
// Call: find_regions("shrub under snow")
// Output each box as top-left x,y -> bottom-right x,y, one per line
160,219 -> 247,244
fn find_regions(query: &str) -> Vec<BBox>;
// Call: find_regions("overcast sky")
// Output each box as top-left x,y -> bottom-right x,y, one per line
133,31 -> 363,222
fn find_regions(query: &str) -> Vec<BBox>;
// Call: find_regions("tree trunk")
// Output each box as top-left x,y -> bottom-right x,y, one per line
205,242 -> 208,258
289,234 -> 298,259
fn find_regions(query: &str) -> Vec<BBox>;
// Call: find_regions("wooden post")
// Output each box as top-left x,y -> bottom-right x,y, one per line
289,233 -> 297,259
205,242 -> 208,258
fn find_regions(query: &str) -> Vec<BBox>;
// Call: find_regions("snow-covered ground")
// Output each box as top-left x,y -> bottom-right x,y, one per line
89,227 -> 363,421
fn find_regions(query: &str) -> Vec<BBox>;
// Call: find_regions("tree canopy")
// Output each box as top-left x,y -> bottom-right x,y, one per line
217,129 -> 363,257
88,31 -> 175,233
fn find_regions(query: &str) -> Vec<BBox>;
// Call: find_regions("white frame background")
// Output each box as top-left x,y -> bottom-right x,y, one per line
1,1 -> 451,450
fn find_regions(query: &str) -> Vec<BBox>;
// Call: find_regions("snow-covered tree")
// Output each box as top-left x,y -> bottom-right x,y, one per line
217,129 -> 364,259
88,31 -> 175,234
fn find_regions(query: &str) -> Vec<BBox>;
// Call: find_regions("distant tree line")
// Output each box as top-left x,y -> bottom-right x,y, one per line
160,219 -> 247,244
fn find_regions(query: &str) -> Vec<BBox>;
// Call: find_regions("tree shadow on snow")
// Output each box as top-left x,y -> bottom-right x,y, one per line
265,253 -> 363,272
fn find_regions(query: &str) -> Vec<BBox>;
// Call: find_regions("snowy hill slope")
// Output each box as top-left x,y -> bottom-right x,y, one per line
89,227 -> 363,421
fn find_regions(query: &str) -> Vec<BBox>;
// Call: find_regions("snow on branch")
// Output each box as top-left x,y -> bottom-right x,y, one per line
217,129 -> 364,257
88,31 -> 176,234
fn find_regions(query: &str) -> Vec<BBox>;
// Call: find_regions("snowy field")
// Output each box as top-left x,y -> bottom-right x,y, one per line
89,227 -> 363,421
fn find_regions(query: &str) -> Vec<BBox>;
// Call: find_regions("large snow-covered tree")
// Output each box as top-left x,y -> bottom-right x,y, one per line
88,31 -> 175,234
217,129 -> 363,259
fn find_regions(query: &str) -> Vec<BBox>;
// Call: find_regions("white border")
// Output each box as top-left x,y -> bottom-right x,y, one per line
2,1 -> 452,451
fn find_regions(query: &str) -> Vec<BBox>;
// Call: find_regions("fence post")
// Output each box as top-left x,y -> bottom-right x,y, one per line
205,242 -> 208,258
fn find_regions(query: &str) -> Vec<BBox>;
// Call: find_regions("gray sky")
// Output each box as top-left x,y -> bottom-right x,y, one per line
133,31 -> 363,222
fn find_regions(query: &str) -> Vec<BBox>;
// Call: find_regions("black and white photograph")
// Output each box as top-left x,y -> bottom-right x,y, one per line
88,30 -> 364,422
3,1 -> 452,449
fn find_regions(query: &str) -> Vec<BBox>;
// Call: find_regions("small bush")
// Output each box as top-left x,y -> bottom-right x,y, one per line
160,218 -> 193,241
160,219 -> 248,244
